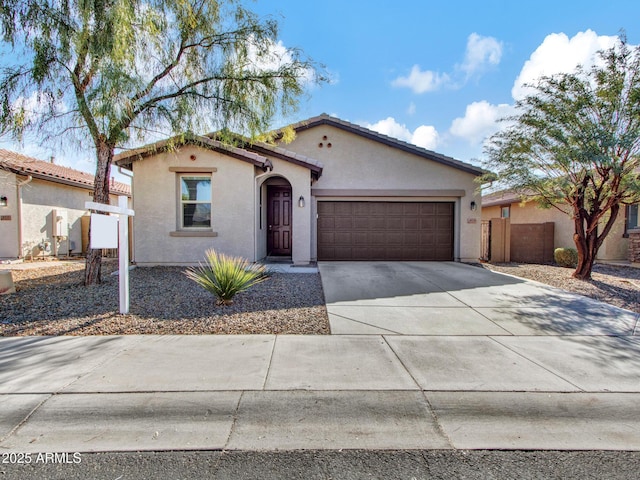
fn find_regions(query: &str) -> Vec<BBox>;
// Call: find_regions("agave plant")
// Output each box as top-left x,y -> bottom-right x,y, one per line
185,249 -> 268,305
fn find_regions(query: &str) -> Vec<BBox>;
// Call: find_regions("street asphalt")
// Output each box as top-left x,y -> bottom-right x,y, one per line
1,262 -> 639,477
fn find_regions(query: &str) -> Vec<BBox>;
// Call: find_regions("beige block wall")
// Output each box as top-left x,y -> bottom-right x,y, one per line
482,201 -> 628,261
131,145 -> 257,265
0,170 -> 19,258
287,125 -> 482,262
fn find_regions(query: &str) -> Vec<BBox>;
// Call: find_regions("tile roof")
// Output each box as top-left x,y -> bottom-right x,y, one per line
481,189 -> 532,207
282,114 -> 487,176
0,149 -> 131,196
115,133 -> 324,176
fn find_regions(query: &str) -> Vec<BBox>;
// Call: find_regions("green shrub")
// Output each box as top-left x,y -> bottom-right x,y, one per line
554,247 -> 578,268
185,249 -> 268,305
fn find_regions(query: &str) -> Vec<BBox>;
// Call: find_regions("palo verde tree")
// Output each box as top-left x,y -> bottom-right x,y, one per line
483,38 -> 640,280
0,0 -> 322,284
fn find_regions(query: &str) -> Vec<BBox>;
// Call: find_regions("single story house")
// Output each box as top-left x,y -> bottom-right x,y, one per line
0,150 -> 131,259
482,190 -> 639,263
114,114 -> 485,266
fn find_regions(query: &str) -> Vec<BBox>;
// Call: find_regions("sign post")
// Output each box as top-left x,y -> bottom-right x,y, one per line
85,195 -> 135,314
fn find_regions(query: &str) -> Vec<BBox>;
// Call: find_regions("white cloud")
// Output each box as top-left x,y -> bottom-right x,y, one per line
407,102 -> 416,115
512,29 -> 618,100
460,33 -> 503,76
392,33 -> 503,93
411,125 -> 439,150
448,30 -> 623,149
391,65 -> 451,94
367,117 -> 439,150
449,101 -> 514,145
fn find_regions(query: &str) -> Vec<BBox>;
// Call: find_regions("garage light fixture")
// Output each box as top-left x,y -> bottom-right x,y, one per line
0,196 -> 7,206
298,196 -> 305,208
470,201 -> 477,211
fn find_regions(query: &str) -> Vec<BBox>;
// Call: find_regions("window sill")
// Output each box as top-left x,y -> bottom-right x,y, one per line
170,230 -> 218,237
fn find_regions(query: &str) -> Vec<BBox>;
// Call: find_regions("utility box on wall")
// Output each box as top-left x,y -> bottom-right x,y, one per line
52,209 -> 68,237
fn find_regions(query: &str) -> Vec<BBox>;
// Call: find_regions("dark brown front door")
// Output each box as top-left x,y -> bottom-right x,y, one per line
267,186 -> 292,256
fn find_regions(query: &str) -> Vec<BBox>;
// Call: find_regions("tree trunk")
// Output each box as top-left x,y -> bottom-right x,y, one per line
84,140 -> 114,286
573,227 -> 598,280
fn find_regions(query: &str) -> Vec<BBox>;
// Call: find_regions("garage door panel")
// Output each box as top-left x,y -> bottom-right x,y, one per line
386,217 -> 403,230
318,217 -> 335,229
335,217 -> 353,229
404,232 -> 419,244
353,232 -> 368,245
370,203 -> 387,215
386,232 -> 403,245
370,217 -> 386,229
318,232 -> 335,243
420,203 -> 436,215
403,203 -> 419,215
352,203 -> 370,215
317,202 -> 334,214
335,232 -> 352,244
353,217 -> 370,229
404,218 -> 419,230
370,232 -> 387,245
317,201 -> 454,261
436,203 -> 453,215
334,203 -> 353,215
420,217 -> 436,229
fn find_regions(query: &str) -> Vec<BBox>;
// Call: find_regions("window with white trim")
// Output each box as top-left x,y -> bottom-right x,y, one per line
501,206 -> 510,218
180,175 -> 212,228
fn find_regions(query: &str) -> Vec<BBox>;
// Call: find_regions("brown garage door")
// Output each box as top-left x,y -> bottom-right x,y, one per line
317,201 -> 454,261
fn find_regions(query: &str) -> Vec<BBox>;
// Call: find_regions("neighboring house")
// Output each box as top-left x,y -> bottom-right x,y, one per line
0,150 -> 131,259
114,114 -> 484,266
482,190 -> 639,262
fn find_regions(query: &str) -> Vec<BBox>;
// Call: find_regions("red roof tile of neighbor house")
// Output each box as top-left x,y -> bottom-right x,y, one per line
0,149 -> 130,196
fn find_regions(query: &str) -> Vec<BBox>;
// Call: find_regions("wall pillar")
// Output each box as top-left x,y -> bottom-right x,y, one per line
628,229 -> 640,263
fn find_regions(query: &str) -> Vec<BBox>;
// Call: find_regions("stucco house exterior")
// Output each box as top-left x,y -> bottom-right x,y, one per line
0,150 -> 131,260
115,114 -> 484,266
482,190 -> 639,262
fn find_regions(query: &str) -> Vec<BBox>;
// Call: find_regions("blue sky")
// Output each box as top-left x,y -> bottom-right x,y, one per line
2,0 -> 640,179
254,0 -> 640,163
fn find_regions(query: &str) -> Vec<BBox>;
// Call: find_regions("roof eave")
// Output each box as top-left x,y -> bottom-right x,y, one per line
114,135 -> 270,170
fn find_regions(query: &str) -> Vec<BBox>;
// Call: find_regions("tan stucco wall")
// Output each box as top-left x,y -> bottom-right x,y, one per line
482,201 -> 628,261
0,172 -> 125,259
0,170 -> 19,258
131,145 -> 255,265
286,125 -> 482,262
20,178 -> 94,257
130,145 -> 313,265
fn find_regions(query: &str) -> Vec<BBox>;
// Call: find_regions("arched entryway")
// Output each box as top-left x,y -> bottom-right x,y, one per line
263,176 -> 293,258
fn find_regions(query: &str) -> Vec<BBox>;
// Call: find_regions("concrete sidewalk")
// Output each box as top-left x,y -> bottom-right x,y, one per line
1,333 -> 640,452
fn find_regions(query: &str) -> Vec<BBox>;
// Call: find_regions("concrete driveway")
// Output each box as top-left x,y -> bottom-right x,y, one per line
319,261 -> 639,336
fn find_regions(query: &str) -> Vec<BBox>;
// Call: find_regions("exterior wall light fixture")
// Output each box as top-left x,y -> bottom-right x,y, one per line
0,196 -> 7,206
298,196 -> 305,208
470,201 -> 477,211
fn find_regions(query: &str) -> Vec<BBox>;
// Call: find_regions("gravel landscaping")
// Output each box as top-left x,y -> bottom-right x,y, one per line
2,259 -> 638,337
0,260 -> 330,336
479,262 -> 640,314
